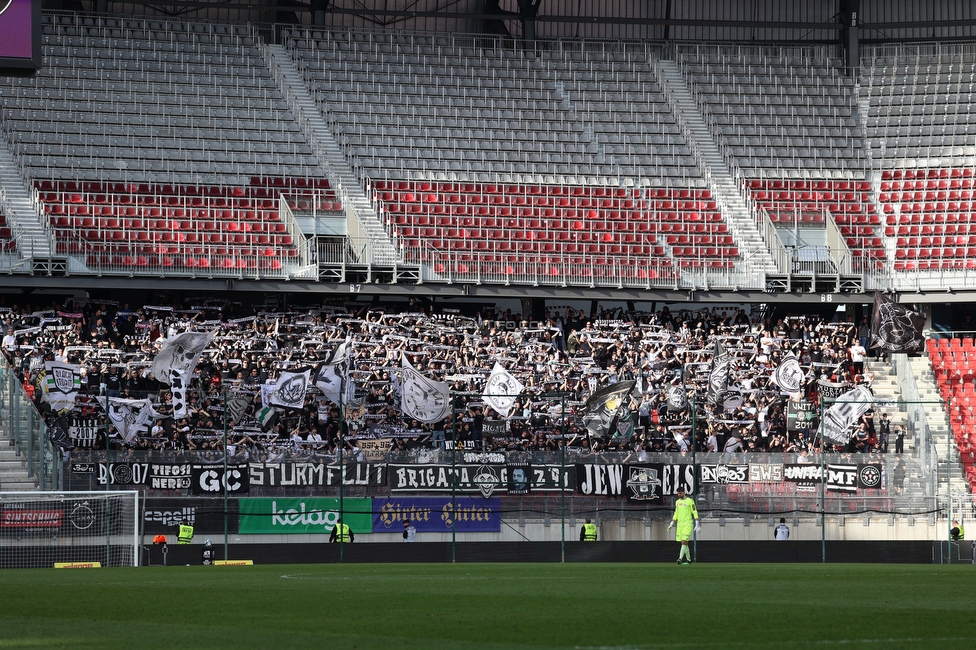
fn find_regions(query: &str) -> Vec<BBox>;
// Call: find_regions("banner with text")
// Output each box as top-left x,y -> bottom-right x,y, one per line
371,497 -> 501,534
247,463 -> 386,488
238,497 -> 372,535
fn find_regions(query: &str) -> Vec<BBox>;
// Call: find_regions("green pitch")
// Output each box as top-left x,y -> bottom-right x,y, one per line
0,563 -> 973,649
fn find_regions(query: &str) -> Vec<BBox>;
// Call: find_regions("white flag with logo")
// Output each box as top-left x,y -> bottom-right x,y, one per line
42,360 -> 80,412
96,396 -> 150,443
772,351 -> 804,394
401,353 -> 451,423
314,339 -> 350,407
820,385 -> 874,445
270,369 -> 311,410
151,330 -> 216,418
482,362 -> 524,417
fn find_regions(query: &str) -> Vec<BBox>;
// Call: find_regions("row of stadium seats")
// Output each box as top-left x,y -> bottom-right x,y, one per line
0,210 -> 15,252
927,338 -> 976,491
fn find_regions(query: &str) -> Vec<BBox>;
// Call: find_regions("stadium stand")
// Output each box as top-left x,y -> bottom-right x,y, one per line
928,337 -> 976,493
0,205 -> 16,252
283,30 -> 744,279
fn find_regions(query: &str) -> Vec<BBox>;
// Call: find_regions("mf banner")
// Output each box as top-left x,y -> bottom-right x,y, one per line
371,497 -> 501,533
238,497 -> 372,535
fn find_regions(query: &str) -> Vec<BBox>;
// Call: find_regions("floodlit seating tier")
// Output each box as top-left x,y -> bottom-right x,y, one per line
37,178 -> 326,269
929,337 -> 976,492
374,181 -> 740,274
878,168 -> 976,271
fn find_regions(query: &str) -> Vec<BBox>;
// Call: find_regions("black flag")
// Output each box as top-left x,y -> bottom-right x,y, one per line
870,292 -> 924,353
706,340 -> 730,407
582,380 -> 636,438
48,413 -> 74,451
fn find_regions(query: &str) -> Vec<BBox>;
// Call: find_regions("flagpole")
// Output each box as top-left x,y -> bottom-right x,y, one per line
819,399 -> 826,564
222,384 -> 228,561
559,393 -> 566,564
338,345 -> 346,565
691,395 -> 698,562
450,391 -> 457,564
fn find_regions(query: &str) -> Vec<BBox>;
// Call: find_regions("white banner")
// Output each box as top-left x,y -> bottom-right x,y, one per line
42,360 -> 80,412
151,330 -> 215,418
820,385 -> 874,445
772,351 -> 804,393
270,370 -> 311,410
96,396 -> 150,443
481,362 -> 524,418
401,353 -> 451,423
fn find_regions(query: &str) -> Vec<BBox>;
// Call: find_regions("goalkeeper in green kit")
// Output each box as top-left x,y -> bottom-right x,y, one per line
668,486 -> 700,564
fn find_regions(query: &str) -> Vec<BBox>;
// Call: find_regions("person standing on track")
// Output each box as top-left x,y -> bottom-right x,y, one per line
668,486 -> 699,564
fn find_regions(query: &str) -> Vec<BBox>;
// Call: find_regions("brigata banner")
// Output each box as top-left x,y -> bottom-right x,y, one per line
388,464 -> 505,497
371,497 -> 501,533
238,497 -> 372,535
247,462 -> 385,488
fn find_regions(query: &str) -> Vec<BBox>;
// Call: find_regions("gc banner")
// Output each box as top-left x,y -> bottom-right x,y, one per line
191,464 -> 250,495
371,497 -> 501,533
238,497 -> 372,535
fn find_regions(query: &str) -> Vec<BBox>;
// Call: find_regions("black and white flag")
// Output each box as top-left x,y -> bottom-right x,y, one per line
47,413 -> 74,451
870,292 -> 924,353
825,464 -> 858,493
270,370 -> 311,410
582,380 -> 636,438
820,385 -> 874,445
666,385 -> 688,412
482,362 -> 524,418
401,353 -> 451,423
42,360 -> 80,412
151,330 -> 216,419
772,351 -> 804,394
706,339 -> 730,407
96,396 -> 150,443
224,397 -> 251,425
314,339 -> 350,407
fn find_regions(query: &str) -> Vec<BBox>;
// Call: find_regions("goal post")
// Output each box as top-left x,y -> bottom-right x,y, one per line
0,491 -> 140,569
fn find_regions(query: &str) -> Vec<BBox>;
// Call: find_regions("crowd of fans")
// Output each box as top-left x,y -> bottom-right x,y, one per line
0,296 -> 902,462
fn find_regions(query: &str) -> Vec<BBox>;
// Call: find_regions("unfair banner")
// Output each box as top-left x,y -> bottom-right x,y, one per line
238,497 -> 372,535
371,497 -> 501,534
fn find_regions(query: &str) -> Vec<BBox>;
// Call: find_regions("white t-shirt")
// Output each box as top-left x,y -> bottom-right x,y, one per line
2,333 -> 16,352
850,344 -> 866,363
775,524 -> 790,540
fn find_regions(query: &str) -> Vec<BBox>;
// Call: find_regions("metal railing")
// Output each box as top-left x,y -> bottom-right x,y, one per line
0,354 -> 58,490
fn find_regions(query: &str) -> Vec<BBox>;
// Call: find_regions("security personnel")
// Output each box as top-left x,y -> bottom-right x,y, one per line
330,518 -> 353,543
580,518 -> 597,542
178,519 -> 195,545
951,519 -> 965,541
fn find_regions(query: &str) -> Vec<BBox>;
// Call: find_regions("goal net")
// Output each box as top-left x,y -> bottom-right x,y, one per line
0,491 -> 139,568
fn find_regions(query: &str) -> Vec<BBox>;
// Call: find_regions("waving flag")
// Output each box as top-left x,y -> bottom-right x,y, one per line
270,370 -> 311,410
871,292 -> 924,353
314,338 -> 352,407
151,330 -> 215,418
772,351 -> 804,393
42,360 -> 80,412
96,396 -> 150,443
820,385 -> 874,445
401,353 -> 451,423
706,339 -> 730,407
482,362 -> 524,417
582,380 -> 636,437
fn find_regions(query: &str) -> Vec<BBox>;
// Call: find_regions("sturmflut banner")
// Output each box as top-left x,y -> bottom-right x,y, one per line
247,463 -> 386,488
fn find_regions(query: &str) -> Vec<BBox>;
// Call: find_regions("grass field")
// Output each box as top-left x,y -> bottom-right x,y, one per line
1,563 -> 973,649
